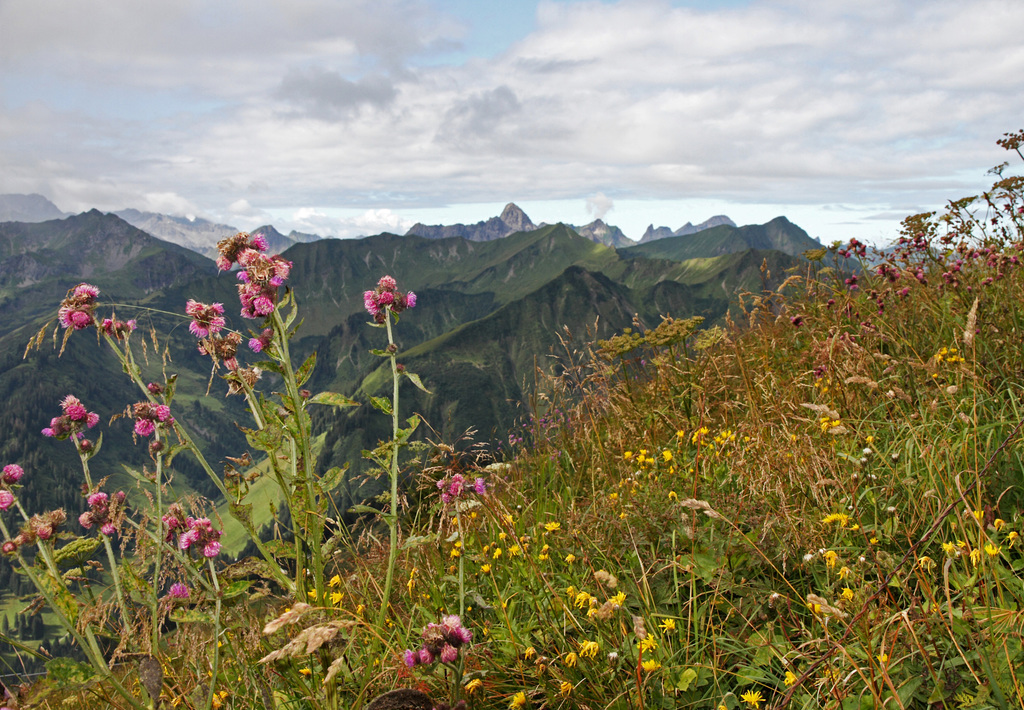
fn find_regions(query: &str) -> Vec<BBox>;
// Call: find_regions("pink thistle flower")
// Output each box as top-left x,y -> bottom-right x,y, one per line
378,291 -> 395,307
474,477 -> 486,495
154,405 -> 172,422
86,412 -> 99,428
378,275 -> 397,292
36,524 -> 53,540
405,292 -> 417,309
134,419 -> 155,437
418,648 -> 434,664
404,649 -> 419,668
178,528 -> 199,550
2,540 -> 18,554
100,522 -> 116,536
0,490 -> 14,511
202,540 -> 221,558
65,403 -> 87,421
440,644 -> 458,664
87,492 -> 108,507
251,233 -> 269,251
252,296 -> 275,316
2,464 -> 24,484
168,582 -> 190,599
79,512 -> 94,529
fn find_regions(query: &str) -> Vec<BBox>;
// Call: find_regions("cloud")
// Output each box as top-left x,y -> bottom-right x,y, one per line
2,0 -> 1024,236
585,192 -> 614,221
276,67 -> 397,119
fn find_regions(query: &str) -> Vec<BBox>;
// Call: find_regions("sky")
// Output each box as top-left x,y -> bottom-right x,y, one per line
2,0 -> 1024,245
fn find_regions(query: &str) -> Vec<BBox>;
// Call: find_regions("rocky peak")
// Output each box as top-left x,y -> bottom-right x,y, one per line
499,203 -> 535,232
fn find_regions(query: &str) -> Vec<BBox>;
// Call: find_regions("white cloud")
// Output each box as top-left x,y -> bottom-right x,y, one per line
2,0 -> 1024,242
585,192 -> 614,221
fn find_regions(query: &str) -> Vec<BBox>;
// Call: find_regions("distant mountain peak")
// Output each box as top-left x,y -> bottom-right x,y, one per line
0,193 -> 68,223
406,203 -> 537,242
569,218 -> 634,248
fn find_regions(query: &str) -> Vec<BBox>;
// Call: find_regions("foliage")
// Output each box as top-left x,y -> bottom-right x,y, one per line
3,132 -> 1024,709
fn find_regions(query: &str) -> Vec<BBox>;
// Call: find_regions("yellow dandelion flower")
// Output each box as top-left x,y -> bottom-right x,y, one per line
565,553 -> 577,563
985,543 -> 1000,557
574,591 -> 593,609
1008,531 -> 1020,548
642,659 -> 661,672
785,670 -> 797,686
993,518 -> 1006,530
917,556 -> 935,571
668,490 -> 678,501
970,548 -> 982,566
662,450 -> 673,462
307,590 -> 317,599
544,521 -> 561,533
465,678 -> 483,694
579,640 -> 600,659
559,681 -> 573,696
740,689 -> 764,708
509,545 -> 521,557
609,492 -> 619,501
838,566 -> 852,579
330,591 -> 343,605
659,618 -> 676,632
564,652 -> 578,667
624,450 -> 633,460
355,604 -> 365,616
299,668 -> 312,676
942,541 -> 957,556
821,513 -> 850,527
611,591 -> 626,605
493,547 -> 503,560
328,574 -> 341,588
823,550 -> 839,568
481,563 -> 492,573
498,531 -> 507,541
638,636 -> 657,653
876,653 -> 888,664
509,691 -> 527,709
841,587 -> 854,601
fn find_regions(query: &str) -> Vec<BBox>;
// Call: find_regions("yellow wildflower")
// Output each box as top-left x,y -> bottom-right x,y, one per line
876,653 -> 888,664
740,689 -> 764,708
942,541 -> 957,556
481,564 -> 491,573
1008,531 -> 1020,548
498,531 -> 507,541
917,556 -> 935,572
642,659 -> 662,672
638,636 -> 657,653
559,681 -> 573,696
564,652 -> 578,667
544,522 -> 561,533
611,591 -> 626,606
970,548 -> 982,566
662,450 -> 673,462
330,591 -> 343,605
299,668 -> 312,676
307,590 -> 317,599
784,670 -> 797,686
493,547 -> 503,560
668,490 -> 678,501
624,450 -> 633,460
659,618 -> 676,633
579,640 -> 600,659
985,543 -> 1000,557
841,587 -> 854,601
465,679 -> 483,694
509,545 -> 521,557
509,691 -> 527,709
609,492 -> 619,501
823,550 -> 839,568
821,513 -> 850,527
328,574 -> 341,588
993,518 -> 1006,530
838,566 -> 852,579
565,553 -> 577,563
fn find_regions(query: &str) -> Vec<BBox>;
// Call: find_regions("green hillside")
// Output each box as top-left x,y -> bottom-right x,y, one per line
620,215 -> 822,262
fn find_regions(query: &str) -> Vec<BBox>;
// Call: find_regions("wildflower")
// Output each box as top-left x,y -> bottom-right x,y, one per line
480,564 -> 491,573
1008,531 -> 1020,548
58,283 -> 100,330
610,591 -> 626,606
821,513 -> 850,527
784,670 -> 797,686
167,582 -> 190,599
2,464 -> 24,484
559,681 -> 573,697
876,653 -> 888,664
985,543 -> 1001,557
942,541 -> 958,557
299,668 -> 312,676
329,574 -> 341,588
970,548 -> 982,566
838,566 -> 851,579
248,327 -> 273,353
993,518 -> 1006,530
184,300 -> 226,338
41,395 -> 100,440
131,402 -> 174,437
668,490 -> 678,501
544,521 -> 561,533
564,652 -> 578,667
0,490 -> 14,511
740,689 -> 764,708
841,587 -> 854,601
363,275 -> 416,324
917,556 -> 935,572
823,550 -> 839,569
638,636 -> 657,653
509,691 -> 527,709
465,678 -> 483,694
565,553 -> 576,563
330,591 -> 343,605
404,614 -> 472,669
624,450 -> 633,460
662,450 -> 672,462
492,547 -> 502,560
579,640 -> 600,659
659,618 -> 676,633
642,659 -> 662,671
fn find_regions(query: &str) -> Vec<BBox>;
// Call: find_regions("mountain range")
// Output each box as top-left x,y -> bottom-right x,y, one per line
0,199 -> 838,532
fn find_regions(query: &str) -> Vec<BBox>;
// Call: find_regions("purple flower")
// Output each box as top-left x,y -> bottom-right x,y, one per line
79,512 -> 94,529
440,643 -> 458,664
2,464 -> 24,484
202,540 -> 222,558
473,477 -> 486,495
0,491 -> 14,511
405,292 -> 417,309
87,491 -> 108,507
168,582 -> 190,599
58,283 -> 100,330
100,522 -> 116,536
134,419 -> 155,437
404,649 -> 419,668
